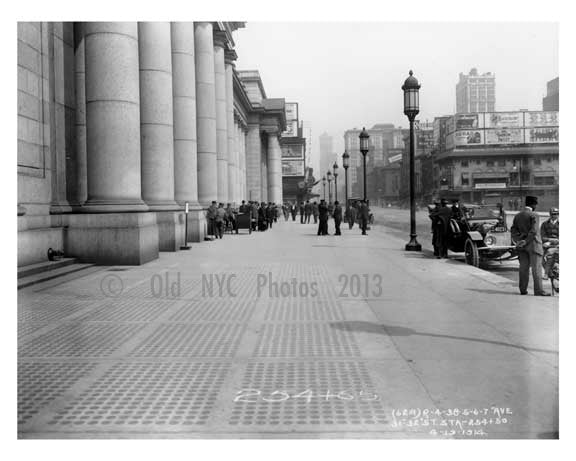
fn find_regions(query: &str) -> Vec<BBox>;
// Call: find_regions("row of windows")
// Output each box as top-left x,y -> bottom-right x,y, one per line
460,174 -> 556,186
459,156 -> 556,168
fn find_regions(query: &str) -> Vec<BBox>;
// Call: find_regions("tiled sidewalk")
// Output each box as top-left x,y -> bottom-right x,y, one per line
17,218 -> 558,438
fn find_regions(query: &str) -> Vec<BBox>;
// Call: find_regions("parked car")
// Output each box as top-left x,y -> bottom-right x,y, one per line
430,203 -> 518,267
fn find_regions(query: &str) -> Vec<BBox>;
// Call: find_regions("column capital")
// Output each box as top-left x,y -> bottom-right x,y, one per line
224,49 -> 237,65
213,30 -> 229,49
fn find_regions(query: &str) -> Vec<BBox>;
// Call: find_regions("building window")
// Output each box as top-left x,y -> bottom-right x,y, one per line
486,160 -> 494,167
534,176 -> 555,186
461,174 -> 469,186
476,159 -> 481,165
461,160 -> 468,167
533,158 -> 542,166
498,159 -> 506,167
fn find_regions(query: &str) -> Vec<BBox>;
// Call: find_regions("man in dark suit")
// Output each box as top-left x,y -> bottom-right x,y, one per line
511,196 -> 550,296
317,200 -> 329,235
357,200 -> 369,235
333,201 -> 343,235
430,198 -> 453,258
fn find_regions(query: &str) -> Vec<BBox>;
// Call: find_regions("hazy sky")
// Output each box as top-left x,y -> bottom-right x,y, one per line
234,22 -> 558,170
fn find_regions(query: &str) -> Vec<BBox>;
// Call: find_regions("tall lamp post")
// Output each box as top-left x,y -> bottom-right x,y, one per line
333,162 -> 339,202
327,171 -> 332,203
402,70 -> 422,251
322,176 -> 326,201
342,151 -> 350,221
359,128 -> 370,202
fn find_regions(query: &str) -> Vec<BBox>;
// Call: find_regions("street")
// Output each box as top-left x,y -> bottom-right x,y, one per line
18,216 -> 558,439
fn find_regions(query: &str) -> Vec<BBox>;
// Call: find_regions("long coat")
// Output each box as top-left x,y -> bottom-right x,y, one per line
511,208 -> 543,256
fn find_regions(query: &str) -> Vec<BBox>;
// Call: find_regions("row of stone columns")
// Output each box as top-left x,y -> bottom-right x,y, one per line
78,21 -> 249,217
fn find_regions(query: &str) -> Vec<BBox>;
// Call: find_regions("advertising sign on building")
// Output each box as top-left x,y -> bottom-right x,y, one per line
485,112 -> 524,128
485,128 -> 524,145
281,144 -> 304,158
454,114 -> 480,131
454,130 -> 484,146
283,102 -> 299,137
525,111 -> 559,127
282,159 -> 305,176
526,127 -> 559,143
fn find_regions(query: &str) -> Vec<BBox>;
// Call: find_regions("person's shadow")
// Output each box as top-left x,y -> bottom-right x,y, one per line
330,321 -> 557,355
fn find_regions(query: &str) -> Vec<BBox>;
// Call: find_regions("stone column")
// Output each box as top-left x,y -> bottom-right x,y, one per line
267,132 -> 283,204
245,122 -> 261,202
213,32 -> 228,204
139,22 -> 183,251
67,22 -> 158,265
73,22 -> 87,206
225,50 -> 237,204
172,22 -> 204,242
83,22 -> 147,212
194,22 -> 217,207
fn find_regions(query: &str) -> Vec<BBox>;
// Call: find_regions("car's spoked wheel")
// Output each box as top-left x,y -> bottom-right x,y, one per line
465,238 -> 480,267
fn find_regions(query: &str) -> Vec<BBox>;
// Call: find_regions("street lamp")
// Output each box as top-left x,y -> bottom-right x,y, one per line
322,175 -> 326,201
327,171 -> 332,203
402,70 -> 422,251
333,162 -> 339,202
359,127 -> 370,202
512,160 -> 523,207
342,151 -> 350,221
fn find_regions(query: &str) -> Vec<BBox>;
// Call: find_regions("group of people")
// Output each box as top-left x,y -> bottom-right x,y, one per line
428,198 -> 465,259
511,196 -> 559,296
206,200 -> 280,239
280,199 -> 371,236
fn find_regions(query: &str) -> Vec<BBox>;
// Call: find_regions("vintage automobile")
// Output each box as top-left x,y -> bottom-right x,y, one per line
430,203 -> 518,267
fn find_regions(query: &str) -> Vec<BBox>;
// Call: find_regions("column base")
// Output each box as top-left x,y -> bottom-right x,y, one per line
156,211 -> 185,252
80,199 -> 149,213
185,207 -> 206,243
63,212 -> 159,265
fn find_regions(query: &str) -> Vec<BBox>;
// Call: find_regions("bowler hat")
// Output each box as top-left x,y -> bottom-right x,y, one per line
525,196 -> 538,206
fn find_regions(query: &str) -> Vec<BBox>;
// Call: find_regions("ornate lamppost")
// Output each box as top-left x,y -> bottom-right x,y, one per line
322,175 -> 326,201
402,70 -> 422,251
342,151 -> 349,206
327,171 -> 332,203
359,127 -> 370,202
333,162 -> 339,202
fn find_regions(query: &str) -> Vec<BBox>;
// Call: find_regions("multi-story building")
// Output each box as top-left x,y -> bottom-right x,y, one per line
543,77 -> 559,111
319,132 -> 334,179
432,111 -> 559,209
281,104 -> 307,204
17,22 -> 289,266
456,68 -> 496,113
344,124 -> 405,200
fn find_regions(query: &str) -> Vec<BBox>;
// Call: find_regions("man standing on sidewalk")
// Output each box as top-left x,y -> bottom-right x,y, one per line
333,201 -> 343,235
312,201 -> 319,224
304,200 -> 312,224
317,199 -> 329,235
358,200 -> 369,235
541,207 -> 559,280
511,196 -> 550,296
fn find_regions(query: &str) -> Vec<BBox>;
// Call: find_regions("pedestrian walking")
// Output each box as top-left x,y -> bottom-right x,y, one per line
357,200 -> 369,235
430,199 -> 452,258
291,202 -> 297,221
214,203 -> 226,239
333,201 -> 343,235
312,201 -> 319,224
206,200 -> 218,238
258,202 -> 267,231
511,196 -> 550,296
304,200 -> 312,223
347,204 -> 357,229
250,201 -> 258,231
317,199 -> 329,235
299,202 -> 305,224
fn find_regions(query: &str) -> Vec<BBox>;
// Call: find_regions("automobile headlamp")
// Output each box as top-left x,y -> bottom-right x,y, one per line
485,235 -> 496,246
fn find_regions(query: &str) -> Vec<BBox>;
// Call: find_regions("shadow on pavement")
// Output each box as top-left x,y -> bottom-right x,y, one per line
466,288 -> 518,296
329,321 -> 558,355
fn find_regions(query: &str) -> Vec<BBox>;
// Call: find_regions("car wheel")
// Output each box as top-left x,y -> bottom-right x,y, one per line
465,238 -> 480,267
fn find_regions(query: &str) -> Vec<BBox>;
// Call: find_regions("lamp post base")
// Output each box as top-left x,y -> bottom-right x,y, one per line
405,236 -> 422,252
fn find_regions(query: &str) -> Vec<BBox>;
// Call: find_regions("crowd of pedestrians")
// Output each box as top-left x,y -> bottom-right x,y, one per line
206,200 -> 280,239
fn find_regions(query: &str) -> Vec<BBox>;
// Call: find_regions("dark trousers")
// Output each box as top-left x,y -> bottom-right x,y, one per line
305,214 -> 310,223
334,218 -> 342,235
291,213 -> 296,221
313,215 -> 318,224
317,218 -> 328,235
348,218 -> 355,229
359,218 -> 367,234
518,249 -> 544,294
215,221 -> 224,239
300,213 -> 305,224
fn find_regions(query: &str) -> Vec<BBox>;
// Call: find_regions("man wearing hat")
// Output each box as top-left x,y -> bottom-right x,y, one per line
511,196 -> 550,296
540,207 -> 559,280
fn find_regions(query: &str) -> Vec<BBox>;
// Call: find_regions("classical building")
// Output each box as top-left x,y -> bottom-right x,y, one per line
17,22 -> 288,266
542,77 -> 559,111
456,68 -> 496,113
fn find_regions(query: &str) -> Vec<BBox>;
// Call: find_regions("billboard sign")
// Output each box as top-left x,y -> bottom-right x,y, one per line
526,127 -> 559,143
282,159 -> 304,176
454,130 -> 484,146
281,144 -> 303,158
525,111 -> 559,127
485,128 -> 524,145
454,114 -> 480,131
485,112 -> 524,128
282,103 -> 299,137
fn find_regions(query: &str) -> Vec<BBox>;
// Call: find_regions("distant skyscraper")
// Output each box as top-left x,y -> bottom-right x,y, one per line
319,132 -> 334,179
302,121 -> 313,170
456,68 -> 496,113
542,77 -> 559,111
